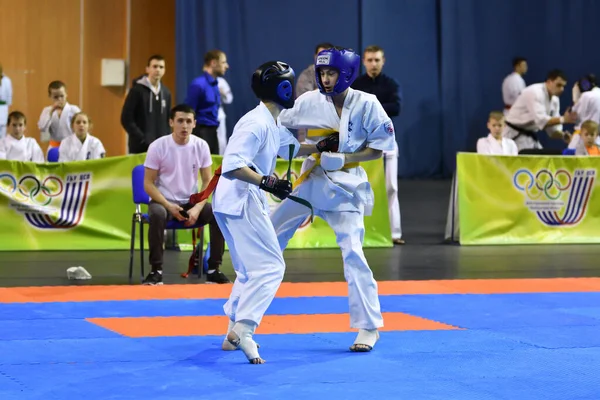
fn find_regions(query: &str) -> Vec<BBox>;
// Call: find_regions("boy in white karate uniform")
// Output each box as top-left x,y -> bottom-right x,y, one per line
0,64 -> 13,139
477,111 -> 518,155
568,75 -> 600,149
0,111 -> 44,162
272,47 -> 396,352
208,61 -> 329,364
58,112 -> 106,162
38,80 -> 81,152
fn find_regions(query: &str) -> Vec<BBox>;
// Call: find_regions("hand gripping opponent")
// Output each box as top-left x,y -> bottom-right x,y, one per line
316,132 -> 339,153
259,175 -> 292,200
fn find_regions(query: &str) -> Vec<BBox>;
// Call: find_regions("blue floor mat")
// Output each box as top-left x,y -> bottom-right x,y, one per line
1,292 -> 600,399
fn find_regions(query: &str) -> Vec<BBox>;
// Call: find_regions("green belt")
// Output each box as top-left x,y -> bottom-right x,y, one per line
286,144 -> 314,222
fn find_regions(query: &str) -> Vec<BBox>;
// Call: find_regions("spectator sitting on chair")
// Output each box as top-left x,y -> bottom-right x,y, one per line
0,111 -> 44,162
572,120 -> 600,156
476,111 -> 518,155
58,112 -> 106,161
142,104 -> 230,285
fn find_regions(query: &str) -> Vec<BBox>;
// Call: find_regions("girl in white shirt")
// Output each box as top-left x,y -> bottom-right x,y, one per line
58,112 -> 106,162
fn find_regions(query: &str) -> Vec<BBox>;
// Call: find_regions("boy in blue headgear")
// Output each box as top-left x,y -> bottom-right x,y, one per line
273,47 -> 396,352
207,61 -> 335,364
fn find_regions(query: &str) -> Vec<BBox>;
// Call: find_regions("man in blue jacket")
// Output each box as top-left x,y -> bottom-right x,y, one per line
185,50 -> 230,154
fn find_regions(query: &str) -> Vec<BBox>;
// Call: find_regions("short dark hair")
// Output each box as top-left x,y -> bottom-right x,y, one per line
364,45 -> 385,56
48,80 -> 66,94
204,50 -> 224,66
147,55 -> 165,66
170,104 -> 196,120
547,69 -> 567,81
315,43 -> 335,55
7,111 -> 26,125
512,57 -> 527,68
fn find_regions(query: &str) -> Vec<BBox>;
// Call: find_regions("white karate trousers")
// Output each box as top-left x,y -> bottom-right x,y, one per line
270,197 -> 384,330
215,192 -> 285,325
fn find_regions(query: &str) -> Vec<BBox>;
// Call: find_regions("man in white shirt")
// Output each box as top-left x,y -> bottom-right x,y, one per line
0,111 -> 44,162
503,69 -> 577,152
143,104 -> 230,285
502,57 -> 527,116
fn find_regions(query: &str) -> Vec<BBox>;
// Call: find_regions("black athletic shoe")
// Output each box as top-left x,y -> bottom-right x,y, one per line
142,271 -> 163,285
206,270 -> 231,284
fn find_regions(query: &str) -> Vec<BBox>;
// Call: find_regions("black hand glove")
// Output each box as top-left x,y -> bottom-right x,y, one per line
316,132 -> 340,153
259,175 -> 292,200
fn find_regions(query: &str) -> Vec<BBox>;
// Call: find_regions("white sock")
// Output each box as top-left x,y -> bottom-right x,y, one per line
229,320 -> 260,360
353,328 -> 379,348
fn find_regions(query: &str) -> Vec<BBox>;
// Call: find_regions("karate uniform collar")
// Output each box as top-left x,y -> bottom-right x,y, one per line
258,101 -> 281,129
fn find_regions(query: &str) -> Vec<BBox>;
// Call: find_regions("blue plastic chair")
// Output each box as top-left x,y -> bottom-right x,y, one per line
562,148 -> 576,156
128,164 -> 206,282
47,147 -> 59,162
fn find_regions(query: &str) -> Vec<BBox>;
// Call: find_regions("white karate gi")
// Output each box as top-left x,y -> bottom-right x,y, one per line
502,72 -> 526,116
384,141 -> 402,240
0,75 -> 13,139
445,134 -> 518,242
58,134 -> 106,162
37,102 -> 81,145
216,77 -> 233,155
274,88 -> 395,330
572,87 -> 600,130
213,102 -> 299,326
0,135 -> 44,162
503,83 -> 562,151
476,134 -> 519,155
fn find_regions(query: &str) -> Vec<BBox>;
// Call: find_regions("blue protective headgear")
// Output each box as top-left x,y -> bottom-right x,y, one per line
578,74 -> 596,93
251,61 -> 296,109
314,47 -> 360,96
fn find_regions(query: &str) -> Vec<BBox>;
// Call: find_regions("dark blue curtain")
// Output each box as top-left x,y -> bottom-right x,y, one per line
176,0 -> 600,178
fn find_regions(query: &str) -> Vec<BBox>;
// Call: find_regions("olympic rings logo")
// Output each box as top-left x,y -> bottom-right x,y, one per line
0,173 -> 64,206
513,169 -> 572,200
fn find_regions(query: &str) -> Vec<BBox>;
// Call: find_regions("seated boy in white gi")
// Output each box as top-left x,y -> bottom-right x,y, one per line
476,111 -> 518,155
0,111 -> 44,162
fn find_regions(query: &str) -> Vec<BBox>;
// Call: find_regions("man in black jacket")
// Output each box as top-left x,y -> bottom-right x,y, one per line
352,45 -> 404,245
121,55 -> 172,154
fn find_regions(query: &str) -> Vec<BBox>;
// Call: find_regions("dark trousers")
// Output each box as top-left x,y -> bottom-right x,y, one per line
148,201 -> 225,270
193,125 -> 219,154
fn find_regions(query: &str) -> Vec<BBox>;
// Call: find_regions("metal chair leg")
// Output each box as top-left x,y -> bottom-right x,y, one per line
128,214 -> 137,283
139,219 -> 145,280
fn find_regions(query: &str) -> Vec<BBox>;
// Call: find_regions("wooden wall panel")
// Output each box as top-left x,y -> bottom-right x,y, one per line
129,0 -> 177,101
0,0 -> 81,147
0,0 -> 176,157
82,0 -> 128,157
